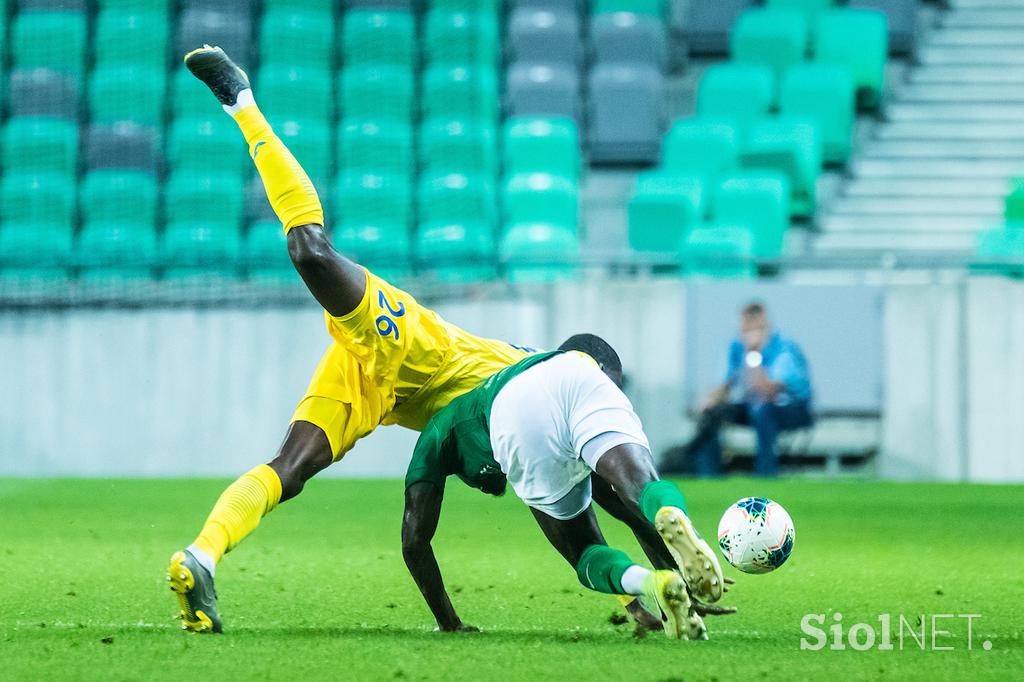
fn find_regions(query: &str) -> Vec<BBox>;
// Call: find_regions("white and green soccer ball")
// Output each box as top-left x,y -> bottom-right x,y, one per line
717,497 -> 795,574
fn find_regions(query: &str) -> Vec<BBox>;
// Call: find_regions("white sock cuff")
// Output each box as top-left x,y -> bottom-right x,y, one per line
186,544 -> 216,578
222,88 -> 256,116
620,565 -> 651,596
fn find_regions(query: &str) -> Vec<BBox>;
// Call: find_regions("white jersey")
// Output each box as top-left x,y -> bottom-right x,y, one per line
488,351 -> 650,518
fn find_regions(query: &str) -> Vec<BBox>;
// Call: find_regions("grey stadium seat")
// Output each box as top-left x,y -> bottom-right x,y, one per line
178,10 -> 255,70
508,8 -> 582,68
683,0 -> 754,55
587,63 -> 665,164
7,69 -> 79,119
85,123 -> 160,172
590,12 -> 668,69
179,0 -> 255,11
508,0 -> 581,11
850,0 -> 917,55
506,63 -> 581,124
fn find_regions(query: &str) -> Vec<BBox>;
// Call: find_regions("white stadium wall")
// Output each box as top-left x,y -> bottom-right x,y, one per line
0,276 -> 1021,482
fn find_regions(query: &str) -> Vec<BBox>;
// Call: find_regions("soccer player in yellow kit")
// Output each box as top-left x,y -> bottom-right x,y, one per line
165,46 -> 535,633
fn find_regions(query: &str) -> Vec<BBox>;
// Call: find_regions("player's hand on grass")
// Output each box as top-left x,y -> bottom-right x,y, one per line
625,599 -> 664,632
435,621 -> 480,633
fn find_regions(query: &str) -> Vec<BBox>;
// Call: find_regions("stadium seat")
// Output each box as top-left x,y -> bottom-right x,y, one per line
587,63 -> 665,163
168,117 -> 247,175
2,117 -> 78,176
0,172 -> 75,227
165,172 -> 245,228
849,0 -> 915,55
1006,178 -> 1024,227
341,10 -> 416,69
590,12 -> 667,69
682,224 -> 756,278
503,117 -> 581,180
89,66 -> 167,126
780,63 -> 855,164
766,0 -> 836,25
730,8 -> 808,77
345,0 -> 414,8
337,119 -> 413,178
339,66 -> 415,123
94,9 -> 169,70
0,223 -> 73,268
162,221 -> 242,275
683,0 -> 755,55
712,171 -> 791,258
660,118 -> 739,185
171,67 -> 223,122
430,0 -> 500,12
84,122 -> 160,172
11,11 -> 87,82
740,118 -> 821,217
508,8 -> 582,67
244,220 -> 294,277
415,222 -> 497,283
271,119 -> 333,188
177,9 -> 255,71
977,228 -> 1024,266
422,66 -> 500,124
502,173 -> 578,231
696,63 -> 774,130
500,222 -> 579,282
418,171 -> 497,232
333,172 -> 412,234
420,119 -> 499,178
77,221 -> 158,271
592,0 -> 664,17
258,65 -> 333,125
261,0 -> 333,10
260,9 -> 334,69
423,10 -> 501,68
7,68 -> 79,118
628,174 -> 706,253
79,170 -> 158,228
506,63 -> 581,123
814,8 -> 888,109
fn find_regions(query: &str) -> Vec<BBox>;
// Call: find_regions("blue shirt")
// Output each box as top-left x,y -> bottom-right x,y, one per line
725,331 -> 812,405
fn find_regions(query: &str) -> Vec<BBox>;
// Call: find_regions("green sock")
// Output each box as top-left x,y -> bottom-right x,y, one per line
575,544 -> 634,595
639,479 -> 689,523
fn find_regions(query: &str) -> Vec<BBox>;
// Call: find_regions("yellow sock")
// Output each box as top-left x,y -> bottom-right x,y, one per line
232,105 -> 324,234
193,464 -> 283,564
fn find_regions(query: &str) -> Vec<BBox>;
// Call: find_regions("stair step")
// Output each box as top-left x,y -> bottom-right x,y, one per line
943,10 -> 1024,28
900,84 -> 1024,103
911,66 -> 1024,85
917,46 -> 1024,66
876,122 -> 1024,141
852,158 -> 1024,179
864,140 -> 1024,159
885,102 -> 1024,122
821,214 -> 997,232
813,231 -> 980,254
926,29 -> 1024,48
844,179 -> 1011,198
830,197 -> 1003,214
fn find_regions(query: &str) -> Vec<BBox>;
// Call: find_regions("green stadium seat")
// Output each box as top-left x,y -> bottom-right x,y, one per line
418,171 -> 497,231
766,0 -> 837,25
593,0 -> 664,17
814,8 -> 888,109
432,0 -> 501,13
162,221 -> 242,275
11,11 -> 87,82
696,64 -> 775,130
730,8 -> 809,77
77,221 -> 158,270
503,117 -> 581,181
263,0 -> 334,11
259,65 -> 333,124
333,172 -> 412,235
661,118 -> 740,186
421,65 -> 500,123
339,66 -> 415,123
780,63 -> 855,164
89,65 -> 167,126
1006,178 -> 1024,227
164,172 -> 245,228
97,0 -> 172,11
628,174 -> 706,253
80,170 -> 158,228
740,118 -> 821,217
420,118 -> 498,178
500,223 -> 579,283
168,117 -> 247,175
333,221 -> 412,276
423,10 -> 500,68
172,68 -> 222,121
271,119 -> 333,188
502,173 -> 578,231
682,225 -> 756,278
337,119 -> 413,177
341,10 -> 416,69
415,222 -> 497,283
976,228 -> 1024,276
261,9 -> 334,69
1,117 -> 78,175
0,172 -> 75,228
712,171 -> 791,258
94,10 -> 168,70
0,223 -> 73,268
244,220 -> 294,275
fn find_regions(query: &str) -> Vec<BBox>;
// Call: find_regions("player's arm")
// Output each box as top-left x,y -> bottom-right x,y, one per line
287,225 -> 367,318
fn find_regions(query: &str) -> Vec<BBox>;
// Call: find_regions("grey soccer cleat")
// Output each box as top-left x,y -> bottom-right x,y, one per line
167,549 -> 223,633
183,45 -> 250,108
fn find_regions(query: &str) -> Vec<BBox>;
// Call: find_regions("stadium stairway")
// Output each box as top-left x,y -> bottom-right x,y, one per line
815,0 -> 1024,263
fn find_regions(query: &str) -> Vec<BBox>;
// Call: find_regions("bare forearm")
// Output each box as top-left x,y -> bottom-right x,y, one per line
403,545 -> 462,631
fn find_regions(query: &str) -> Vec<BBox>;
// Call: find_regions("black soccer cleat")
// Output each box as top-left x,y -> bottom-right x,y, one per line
183,45 -> 251,108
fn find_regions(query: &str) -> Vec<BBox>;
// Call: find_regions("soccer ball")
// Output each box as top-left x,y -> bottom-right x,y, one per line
717,497 -> 795,574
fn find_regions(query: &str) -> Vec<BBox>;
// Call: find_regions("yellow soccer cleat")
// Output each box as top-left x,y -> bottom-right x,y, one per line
638,570 -> 706,640
655,506 -> 725,603
167,550 -> 223,634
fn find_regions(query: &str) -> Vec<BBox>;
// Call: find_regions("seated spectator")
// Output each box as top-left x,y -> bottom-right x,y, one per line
669,302 -> 813,477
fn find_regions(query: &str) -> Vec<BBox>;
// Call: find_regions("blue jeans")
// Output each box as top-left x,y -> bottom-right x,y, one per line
690,401 -> 814,477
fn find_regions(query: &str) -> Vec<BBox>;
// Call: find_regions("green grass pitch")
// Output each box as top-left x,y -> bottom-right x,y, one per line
1,478 -> 1021,681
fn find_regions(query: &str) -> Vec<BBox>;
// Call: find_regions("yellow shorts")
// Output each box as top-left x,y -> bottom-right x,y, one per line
291,269 -> 530,459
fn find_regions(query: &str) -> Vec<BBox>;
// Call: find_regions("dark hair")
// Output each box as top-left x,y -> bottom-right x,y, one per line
741,301 -> 767,318
557,333 -> 622,374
